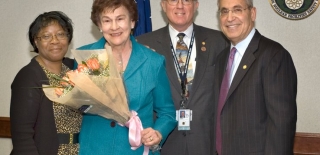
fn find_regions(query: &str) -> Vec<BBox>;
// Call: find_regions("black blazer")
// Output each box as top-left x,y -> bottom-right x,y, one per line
213,30 -> 297,155
10,57 -> 74,155
137,24 -> 228,155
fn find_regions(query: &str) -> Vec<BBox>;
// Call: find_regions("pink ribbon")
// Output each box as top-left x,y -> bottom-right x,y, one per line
124,111 -> 149,155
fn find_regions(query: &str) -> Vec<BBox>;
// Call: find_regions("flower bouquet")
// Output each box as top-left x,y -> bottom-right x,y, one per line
42,46 -> 131,124
43,46 -> 151,154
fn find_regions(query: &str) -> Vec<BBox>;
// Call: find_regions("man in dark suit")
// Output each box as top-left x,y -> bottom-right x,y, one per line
213,0 -> 297,154
137,0 -> 228,154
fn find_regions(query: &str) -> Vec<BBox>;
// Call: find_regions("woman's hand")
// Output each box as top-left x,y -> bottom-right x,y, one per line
141,128 -> 162,147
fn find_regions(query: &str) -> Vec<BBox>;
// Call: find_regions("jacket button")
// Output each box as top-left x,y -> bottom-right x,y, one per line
110,121 -> 116,127
182,132 -> 186,136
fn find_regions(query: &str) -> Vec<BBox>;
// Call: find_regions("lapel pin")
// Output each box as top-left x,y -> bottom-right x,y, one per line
243,65 -> 247,69
201,47 -> 206,52
201,42 -> 206,52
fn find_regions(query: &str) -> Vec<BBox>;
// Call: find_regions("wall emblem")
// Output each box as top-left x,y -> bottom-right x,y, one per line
269,0 -> 319,20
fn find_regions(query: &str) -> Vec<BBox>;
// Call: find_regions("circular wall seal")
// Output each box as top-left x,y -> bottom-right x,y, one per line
269,0 -> 319,20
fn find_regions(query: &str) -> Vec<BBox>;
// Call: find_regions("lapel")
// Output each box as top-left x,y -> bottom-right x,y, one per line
217,48 -> 230,90
187,24 -> 210,100
154,25 -> 181,93
226,30 -> 261,99
123,36 -> 147,81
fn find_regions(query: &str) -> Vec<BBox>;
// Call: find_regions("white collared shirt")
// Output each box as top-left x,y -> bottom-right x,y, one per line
169,24 -> 197,76
230,28 -> 256,85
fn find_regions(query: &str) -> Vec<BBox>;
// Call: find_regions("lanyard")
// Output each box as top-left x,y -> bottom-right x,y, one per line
170,31 -> 195,97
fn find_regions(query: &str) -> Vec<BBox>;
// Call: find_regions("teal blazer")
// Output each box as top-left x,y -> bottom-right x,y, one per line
78,36 -> 177,155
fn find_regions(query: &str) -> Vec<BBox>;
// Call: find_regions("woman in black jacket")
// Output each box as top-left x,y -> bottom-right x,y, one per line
10,11 -> 82,155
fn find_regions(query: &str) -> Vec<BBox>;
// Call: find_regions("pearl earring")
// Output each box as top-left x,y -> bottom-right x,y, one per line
100,29 -> 102,32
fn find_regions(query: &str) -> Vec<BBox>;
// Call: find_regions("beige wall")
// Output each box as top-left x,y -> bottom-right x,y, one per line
1,0 -> 319,154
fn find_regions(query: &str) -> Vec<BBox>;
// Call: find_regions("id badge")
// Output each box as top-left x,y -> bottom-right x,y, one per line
176,109 -> 192,130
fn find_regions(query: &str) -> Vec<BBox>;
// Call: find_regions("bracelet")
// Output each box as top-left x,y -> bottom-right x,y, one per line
150,144 -> 161,152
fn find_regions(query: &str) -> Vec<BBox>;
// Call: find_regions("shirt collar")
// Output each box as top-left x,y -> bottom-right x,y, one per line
169,24 -> 194,41
231,28 -> 256,57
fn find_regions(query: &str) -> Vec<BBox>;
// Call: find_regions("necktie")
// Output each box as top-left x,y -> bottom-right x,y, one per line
216,47 -> 237,155
176,33 -> 193,97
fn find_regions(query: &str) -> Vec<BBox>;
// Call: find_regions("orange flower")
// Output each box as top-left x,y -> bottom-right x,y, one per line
55,88 -> 64,97
86,58 -> 100,70
77,64 -> 89,72
60,75 -> 75,87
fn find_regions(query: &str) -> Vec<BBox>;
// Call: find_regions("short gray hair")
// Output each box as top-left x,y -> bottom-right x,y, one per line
217,0 -> 253,8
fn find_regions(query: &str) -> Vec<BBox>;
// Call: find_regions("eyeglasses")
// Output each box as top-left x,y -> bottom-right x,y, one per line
219,7 -> 251,17
165,0 -> 197,5
36,32 -> 69,42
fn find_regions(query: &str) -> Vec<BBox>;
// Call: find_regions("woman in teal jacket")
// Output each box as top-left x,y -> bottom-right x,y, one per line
78,0 -> 176,154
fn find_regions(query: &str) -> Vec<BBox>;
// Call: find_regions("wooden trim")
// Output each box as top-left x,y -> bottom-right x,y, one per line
294,132 -> 320,155
0,117 -> 11,138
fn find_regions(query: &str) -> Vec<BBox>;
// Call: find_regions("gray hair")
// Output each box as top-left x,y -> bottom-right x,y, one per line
217,0 -> 253,8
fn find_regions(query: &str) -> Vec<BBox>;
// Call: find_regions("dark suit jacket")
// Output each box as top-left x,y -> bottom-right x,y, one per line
10,57 -> 74,155
137,24 -> 228,155
213,30 -> 297,155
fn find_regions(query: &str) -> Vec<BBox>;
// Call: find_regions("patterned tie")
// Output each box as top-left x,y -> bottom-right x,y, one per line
176,33 -> 193,81
216,47 -> 237,155
176,33 -> 193,97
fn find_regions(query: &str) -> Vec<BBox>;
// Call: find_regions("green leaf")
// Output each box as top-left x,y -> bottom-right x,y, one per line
51,74 -> 69,83
92,70 -> 101,75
